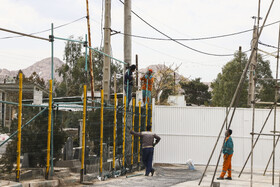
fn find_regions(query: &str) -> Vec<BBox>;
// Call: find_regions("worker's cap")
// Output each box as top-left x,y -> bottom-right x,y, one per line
148,69 -> 153,73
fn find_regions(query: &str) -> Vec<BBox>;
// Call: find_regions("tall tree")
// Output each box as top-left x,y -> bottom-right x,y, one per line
180,78 -> 211,106
152,64 -> 181,104
211,51 -> 274,107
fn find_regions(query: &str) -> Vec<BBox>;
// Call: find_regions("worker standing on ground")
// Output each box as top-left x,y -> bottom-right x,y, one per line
130,125 -> 161,176
124,65 -> 136,106
140,69 -> 154,105
217,129 -> 234,180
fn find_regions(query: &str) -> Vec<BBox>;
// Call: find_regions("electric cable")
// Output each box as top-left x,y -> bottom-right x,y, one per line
118,0 -> 242,57
0,16 -> 86,40
259,41 -> 279,49
113,20 -> 280,41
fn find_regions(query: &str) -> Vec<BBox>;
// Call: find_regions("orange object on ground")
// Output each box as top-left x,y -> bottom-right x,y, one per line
220,154 -> 233,178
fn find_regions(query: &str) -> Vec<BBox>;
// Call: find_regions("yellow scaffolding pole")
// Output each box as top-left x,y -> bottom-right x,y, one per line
138,101 -> 141,164
113,93 -> 117,170
150,103 -> 152,131
100,89 -> 104,175
45,80 -> 53,179
16,73 -> 22,182
131,98 -> 135,165
80,85 -> 87,182
145,103 -> 148,130
122,96 -> 127,167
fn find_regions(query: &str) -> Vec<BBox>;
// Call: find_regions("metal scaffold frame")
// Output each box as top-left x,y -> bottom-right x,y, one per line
0,21 -> 154,183
198,0 -> 280,186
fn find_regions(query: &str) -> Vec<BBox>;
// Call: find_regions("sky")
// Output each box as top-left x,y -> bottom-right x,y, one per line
0,0 -> 280,82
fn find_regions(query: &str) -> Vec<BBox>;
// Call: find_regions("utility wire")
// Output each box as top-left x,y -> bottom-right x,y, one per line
119,0 -> 239,57
114,20 -> 280,41
258,41 -> 279,49
0,16 -> 86,40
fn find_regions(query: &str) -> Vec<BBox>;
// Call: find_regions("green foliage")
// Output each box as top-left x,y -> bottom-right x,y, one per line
0,71 -> 66,173
56,36 -> 123,97
0,107 -> 66,172
180,78 -> 211,106
255,55 -> 275,102
211,51 -> 274,107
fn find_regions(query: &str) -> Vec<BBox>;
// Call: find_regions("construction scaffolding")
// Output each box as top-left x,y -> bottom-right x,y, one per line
0,22 -> 153,183
198,0 -> 280,186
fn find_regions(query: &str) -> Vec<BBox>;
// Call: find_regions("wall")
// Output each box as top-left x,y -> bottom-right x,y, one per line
152,106 -> 280,169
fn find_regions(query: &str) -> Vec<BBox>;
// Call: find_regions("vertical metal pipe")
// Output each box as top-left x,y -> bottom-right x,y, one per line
45,80 -> 52,179
80,85 -> 87,183
251,99 -> 256,187
136,55 -> 138,89
138,101 -> 141,166
122,96 -> 127,167
16,73 -> 22,182
131,98 -> 135,166
150,103 -> 152,131
145,103 -> 148,131
100,89 -> 104,176
272,23 -> 280,187
275,22 -> 280,186
113,93 -> 117,170
251,2 -> 260,185
50,23 -> 54,176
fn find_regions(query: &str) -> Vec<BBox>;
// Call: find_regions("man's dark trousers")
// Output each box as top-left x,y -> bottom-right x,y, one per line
142,147 -> 154,176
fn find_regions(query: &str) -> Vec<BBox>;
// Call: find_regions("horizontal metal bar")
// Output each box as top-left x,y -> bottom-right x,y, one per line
255,102 -> 280,105
55,105 -> 114,109
54,101 -> 83,104
0,100 -> 18,105
89,47 -> 128,65
0,100 -> 48,107
0,27 -> 49,41
23,104 -> 48,107
257,78 -> 280,81
251,133 -> 280,137
0,108 -> 48,147
54,36 -> 84,44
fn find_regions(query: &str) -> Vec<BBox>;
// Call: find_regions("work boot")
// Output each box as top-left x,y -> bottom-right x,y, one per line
151,169 -> 155,176
225,177 -> 232,180
216,177 -> 224,180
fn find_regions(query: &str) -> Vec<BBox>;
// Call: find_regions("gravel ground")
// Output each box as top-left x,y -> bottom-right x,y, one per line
92,164 -> 202,187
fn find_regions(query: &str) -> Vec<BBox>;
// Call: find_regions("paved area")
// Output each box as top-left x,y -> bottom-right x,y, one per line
91,165 -> 280,187
177,165 -> 278,187
93,164 -> 201,187
2,164 -> 279,186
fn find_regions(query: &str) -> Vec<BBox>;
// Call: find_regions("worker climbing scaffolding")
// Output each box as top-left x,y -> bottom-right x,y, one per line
124,65 -> 136,107
140,69 -> 154,105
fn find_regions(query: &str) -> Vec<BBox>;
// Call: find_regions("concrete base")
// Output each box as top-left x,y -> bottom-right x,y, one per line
0,180 -> 22,187
22,180 -> 59,187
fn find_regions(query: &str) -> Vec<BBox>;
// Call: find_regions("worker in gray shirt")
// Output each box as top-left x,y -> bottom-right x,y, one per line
130,125 -> 161,176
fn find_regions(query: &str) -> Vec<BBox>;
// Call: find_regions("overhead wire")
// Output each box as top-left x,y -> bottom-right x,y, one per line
259,41 -> 279,49
0,16 -> 86,40
118,0 -> 245,57
113,20 -> 280,41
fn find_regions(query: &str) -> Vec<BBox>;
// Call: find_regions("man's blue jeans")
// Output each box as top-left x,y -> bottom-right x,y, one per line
124,85 -> 132,106
142,147 -> 154,176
